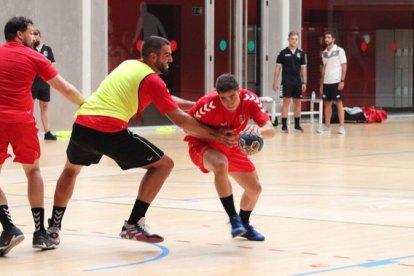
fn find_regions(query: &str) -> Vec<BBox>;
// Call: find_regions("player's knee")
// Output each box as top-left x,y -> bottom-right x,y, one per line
211,159 -> 228,174
248,182 -> 262,196
24,167 -> 41,179
160,155 -> 174,172
40,101 -> 48,110
62,166 -> 81,179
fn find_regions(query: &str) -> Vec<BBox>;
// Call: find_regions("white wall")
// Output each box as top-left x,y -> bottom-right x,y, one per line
0,0 -> 107,131
262,0 -> 302,98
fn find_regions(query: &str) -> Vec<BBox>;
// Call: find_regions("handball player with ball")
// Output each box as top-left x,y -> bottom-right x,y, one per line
185,73 -> 275,241
47,36 -> 234,246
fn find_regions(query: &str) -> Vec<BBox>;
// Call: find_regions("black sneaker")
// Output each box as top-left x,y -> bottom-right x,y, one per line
44,131 -> 57,141
281,125 -> 289,133
294,125 -> 304,133
32,230 -> 58,250
0,226 -> 24,257
272,117 -> 279,127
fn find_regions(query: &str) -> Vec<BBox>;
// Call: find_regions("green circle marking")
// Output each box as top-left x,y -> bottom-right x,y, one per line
247,40 -> 255,52
219,40 -> 227,51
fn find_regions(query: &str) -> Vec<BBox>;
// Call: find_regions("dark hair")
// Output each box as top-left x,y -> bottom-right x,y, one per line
4,16 -> 33,41
215,73 -> 239,93
33,29 -> 41,35
324,30 -> 337,39
141,36 -> 170,59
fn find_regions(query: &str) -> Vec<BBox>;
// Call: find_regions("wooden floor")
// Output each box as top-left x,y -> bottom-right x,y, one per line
1,119 -> 414,275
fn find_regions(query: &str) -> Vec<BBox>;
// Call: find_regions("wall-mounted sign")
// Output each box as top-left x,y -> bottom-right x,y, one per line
192,7 -> 203,16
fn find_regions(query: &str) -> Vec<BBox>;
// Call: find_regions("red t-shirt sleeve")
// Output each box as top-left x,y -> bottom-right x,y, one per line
34,52 -> 58,82
242,90 -> 269,126
139,74 -> 178,115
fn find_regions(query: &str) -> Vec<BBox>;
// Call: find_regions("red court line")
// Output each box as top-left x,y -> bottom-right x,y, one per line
333,255 -> 351,259
237,245 -> 253,249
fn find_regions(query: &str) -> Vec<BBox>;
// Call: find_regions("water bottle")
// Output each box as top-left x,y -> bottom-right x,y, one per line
311,91 -> 316,101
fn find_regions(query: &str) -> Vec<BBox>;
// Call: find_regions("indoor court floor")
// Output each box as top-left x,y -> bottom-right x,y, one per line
1,119 -> 413,275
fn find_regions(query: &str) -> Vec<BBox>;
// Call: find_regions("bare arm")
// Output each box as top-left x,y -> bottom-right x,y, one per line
338,63 -> 347,91
243,121 -> 276,139
319,64 -> 326,94
258,121 -> 276,138
165,108 -> 235,146
47,74 -> 85,106
341,63 -> 347,81
301,65 -> 307,92
272,64 -> 282,92
172,95 -> 195,112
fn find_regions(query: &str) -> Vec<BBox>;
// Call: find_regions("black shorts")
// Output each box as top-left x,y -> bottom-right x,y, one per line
32,85 -> 51,102
281,83 -> 302,99
322,83 -> 343,101
67,123 -> 164,170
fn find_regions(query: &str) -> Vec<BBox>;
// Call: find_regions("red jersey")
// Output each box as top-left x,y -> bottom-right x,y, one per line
185,89 -> 269,141
75,73 -> 178,132
0,41 -> 57,123
185,89 -> 269,173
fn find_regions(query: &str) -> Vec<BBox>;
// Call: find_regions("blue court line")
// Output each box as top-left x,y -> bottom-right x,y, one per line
6,187 -> 414,231
83,243 -> 169,272
293,254 -> 414,275
7,193 -> 414,230
46,232 -> 170,272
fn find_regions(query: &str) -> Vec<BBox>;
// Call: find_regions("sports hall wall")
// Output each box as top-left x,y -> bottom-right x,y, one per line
0,0 -> 107,130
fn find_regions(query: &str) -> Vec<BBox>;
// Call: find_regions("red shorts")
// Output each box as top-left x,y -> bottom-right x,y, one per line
0,122 -> 40,164
187,139 -> 255,173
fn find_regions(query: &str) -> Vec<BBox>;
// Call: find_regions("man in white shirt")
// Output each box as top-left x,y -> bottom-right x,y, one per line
318,31 -> 347,135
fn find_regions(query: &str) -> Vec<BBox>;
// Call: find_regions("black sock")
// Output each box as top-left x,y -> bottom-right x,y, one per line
220,195 -> 238,218
0,205 -> 14,231
31,208 -> 45,232
295,117 -> 300,127
282,118 -> 288,128
51,206 -> 66,229
127,199 -> 150,225
239,209 -> 252,225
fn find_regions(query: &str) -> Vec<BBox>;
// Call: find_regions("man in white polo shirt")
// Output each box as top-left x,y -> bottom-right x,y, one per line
317,30 -> 347,135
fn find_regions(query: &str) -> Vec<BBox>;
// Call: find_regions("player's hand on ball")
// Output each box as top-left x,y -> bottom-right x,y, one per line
243,124 -> 261,137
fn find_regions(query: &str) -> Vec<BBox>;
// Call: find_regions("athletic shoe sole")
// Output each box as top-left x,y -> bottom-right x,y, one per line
232,229 -> 247,238
0,235 -> 25,257
119,232 -> 164,243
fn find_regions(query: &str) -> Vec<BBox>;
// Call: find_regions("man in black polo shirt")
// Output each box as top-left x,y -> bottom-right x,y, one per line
31,29 -> 57,140
272,31 -> 307,133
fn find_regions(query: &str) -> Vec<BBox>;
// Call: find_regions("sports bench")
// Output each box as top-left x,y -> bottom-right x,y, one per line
259,96 -> 323,125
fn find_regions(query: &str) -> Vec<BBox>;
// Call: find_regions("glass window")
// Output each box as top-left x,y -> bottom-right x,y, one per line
303,0 -> 413,111
108,0 -> 204,126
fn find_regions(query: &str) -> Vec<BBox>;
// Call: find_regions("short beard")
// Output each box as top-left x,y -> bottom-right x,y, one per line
160,68 -> 169,75
33,41 -> 40,48
156,62 -> 169,75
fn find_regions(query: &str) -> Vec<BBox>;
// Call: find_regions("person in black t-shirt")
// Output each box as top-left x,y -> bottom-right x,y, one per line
31,29 -> 57,140
272,31 -> 307,133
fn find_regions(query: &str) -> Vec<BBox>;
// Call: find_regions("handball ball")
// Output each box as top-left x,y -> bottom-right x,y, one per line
238,132 -> 264,155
